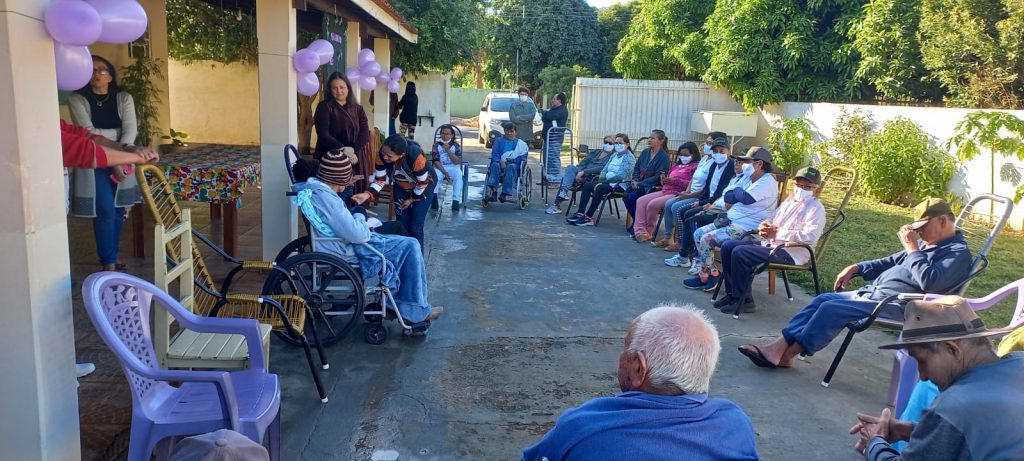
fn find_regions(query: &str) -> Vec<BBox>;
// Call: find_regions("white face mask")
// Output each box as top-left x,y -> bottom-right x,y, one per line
603,143 -> 614,151
678,156 -> 693,165
712,153 -> 728,164
440,138 -> 450,144
703,144 -> 713,156
793,187 -> 813,201
741,163 -> 755,176
614,143 -> 626,153
519,95 -> 527,102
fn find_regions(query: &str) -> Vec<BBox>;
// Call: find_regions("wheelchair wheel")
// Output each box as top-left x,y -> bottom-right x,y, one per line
364,322 -> 388,345
273,235 -> 311,264
519,167 -> 532,209
263,252 -> 365,347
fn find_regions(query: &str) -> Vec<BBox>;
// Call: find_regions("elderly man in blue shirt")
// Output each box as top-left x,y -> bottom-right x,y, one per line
485,121 -> 529,204
738,198 -> 972,369
521,304 -> 759,461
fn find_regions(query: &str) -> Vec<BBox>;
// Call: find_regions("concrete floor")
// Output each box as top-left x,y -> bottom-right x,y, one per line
260,130 -> 899,460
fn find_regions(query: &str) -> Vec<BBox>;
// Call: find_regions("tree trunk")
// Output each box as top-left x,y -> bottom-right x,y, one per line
297,92 -> 317,157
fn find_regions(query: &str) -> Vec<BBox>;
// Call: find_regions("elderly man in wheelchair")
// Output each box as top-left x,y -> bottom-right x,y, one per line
484,121 -> 529,205
291,149 -> 444,331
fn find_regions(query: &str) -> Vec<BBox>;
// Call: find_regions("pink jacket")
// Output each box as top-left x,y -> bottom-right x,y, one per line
661,162 -> 698,195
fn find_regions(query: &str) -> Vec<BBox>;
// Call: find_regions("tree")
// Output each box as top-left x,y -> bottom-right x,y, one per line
596,2 -> 640,77
613,0 -> 712,80
390,0 -> 488,74
488,0 -> 601,89
919,0 -> 1024,108
536,65 -> 592,100
849,0 -> 944,102
948,111 -> 1024,200
167,0 -> 257,64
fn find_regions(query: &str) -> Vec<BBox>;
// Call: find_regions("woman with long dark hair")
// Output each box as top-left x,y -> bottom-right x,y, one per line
314,72 -> 370,161
67,54 -> 141,271
395,81 -> 418,139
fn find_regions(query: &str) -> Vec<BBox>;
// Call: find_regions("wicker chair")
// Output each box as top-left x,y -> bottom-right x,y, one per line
366,127 -> 394,220
135,164 -> 330,403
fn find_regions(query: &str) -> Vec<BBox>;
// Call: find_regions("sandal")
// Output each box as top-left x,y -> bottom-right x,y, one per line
651,238 -> 672,248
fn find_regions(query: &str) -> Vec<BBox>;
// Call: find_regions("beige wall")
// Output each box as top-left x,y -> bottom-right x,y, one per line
168,59 -> 261,145
397,72 -> 451,146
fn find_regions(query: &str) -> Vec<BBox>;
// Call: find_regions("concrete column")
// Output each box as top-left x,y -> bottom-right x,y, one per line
0,1 -> 80,459
345,22 -> 362,102
257,0 -> 298,258
372,38 -> 390,133
141,0 -> 171,146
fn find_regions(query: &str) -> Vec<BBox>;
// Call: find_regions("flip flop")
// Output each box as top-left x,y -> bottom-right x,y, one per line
738,345 -> 777,369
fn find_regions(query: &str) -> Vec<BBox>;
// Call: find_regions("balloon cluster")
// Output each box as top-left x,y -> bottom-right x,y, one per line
44,0 -> 149,90
345,48 -> 403,94
294,39 -> 334,96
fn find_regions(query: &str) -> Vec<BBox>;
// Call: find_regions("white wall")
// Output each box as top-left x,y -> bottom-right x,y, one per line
397,72 -> 451,146
168,59 -> 261,145
760,102 -> 1024,228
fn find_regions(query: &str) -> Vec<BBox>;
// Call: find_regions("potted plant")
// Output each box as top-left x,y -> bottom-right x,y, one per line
160,128 -> 190,154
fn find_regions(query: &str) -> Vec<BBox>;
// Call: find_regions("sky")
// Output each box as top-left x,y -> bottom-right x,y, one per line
587,0 -> 628,8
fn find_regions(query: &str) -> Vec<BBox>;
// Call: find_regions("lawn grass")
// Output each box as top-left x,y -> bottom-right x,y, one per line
782,194 -> 1022,327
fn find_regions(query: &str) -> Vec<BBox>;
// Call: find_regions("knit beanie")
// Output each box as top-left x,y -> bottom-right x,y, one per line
317,149 -> 353,186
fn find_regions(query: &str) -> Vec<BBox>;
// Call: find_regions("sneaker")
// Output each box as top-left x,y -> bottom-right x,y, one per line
713,295 -> 736,309
452,201 -> 461,211
499,193 -> 512,203
426,306 -> 444,321
75,362 -> 96,378
574,216 -> 595,226
664,255 -> 686,267
566,212 -> 585,224
545,205 -> 562,215
681,258 -> 693,268
683,276 -> 706,290
687,265 -> 701,276
556,191 -> 568,200
703,274 -> 721,292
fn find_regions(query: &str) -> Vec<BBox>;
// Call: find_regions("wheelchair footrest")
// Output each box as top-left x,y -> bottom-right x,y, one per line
403,320 -> 431,334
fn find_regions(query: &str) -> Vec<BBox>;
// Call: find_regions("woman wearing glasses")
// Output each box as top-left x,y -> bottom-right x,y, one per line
67,55 -> 141,272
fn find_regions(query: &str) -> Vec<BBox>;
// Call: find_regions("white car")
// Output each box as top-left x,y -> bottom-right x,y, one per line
478,91 -> 544,149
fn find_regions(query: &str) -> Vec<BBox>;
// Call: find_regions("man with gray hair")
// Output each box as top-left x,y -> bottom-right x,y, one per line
520,305 -> 759,461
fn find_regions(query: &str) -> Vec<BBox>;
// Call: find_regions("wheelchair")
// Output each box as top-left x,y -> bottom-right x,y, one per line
432,125 -> 470,219
482,155 -> 533,210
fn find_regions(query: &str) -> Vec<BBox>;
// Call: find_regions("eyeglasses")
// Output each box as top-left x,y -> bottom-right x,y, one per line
794,182 -> 816,191
93,68 -> 110,75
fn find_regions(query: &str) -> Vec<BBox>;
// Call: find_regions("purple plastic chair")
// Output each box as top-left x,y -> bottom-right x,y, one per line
82,272 -> 281,461
889,278 -> 1024,415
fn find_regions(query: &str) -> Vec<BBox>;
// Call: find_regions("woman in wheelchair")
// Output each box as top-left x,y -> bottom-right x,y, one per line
566,133 -> 636,227
545,135 -> 616,215
484,121 -> 529,204
292,157 -> 408,236
292,150 -> 443,325
431,124 -> 464,211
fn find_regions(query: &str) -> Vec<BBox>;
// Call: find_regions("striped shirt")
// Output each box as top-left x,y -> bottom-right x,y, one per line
370,141 -> 435,197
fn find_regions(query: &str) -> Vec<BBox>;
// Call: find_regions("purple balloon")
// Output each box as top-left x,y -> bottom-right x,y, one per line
376,71 -> 390,85
293,48 -> 320,74
390,67 -> 403,81
55,43 -> 93,91
388,80 -> 400,94
308,39 -> 334,66
357,48 -> 375,66
358,75 -> 376,91
297,72 -> 320,96
360,61 -> 381,79
87,0 -> 148,44
345,66 -> 362,81
45,1 -> 103,46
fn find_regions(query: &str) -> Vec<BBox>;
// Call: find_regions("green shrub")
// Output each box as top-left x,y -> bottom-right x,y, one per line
766,118 -> 814,176
858,117 -> 955,205
815,109 -> 875,171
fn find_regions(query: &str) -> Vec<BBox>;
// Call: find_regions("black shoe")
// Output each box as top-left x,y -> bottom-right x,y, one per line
499,193 -> 512,203
722,299 -> 757,315
713,295 -> 735,309
452,201 -> 461,211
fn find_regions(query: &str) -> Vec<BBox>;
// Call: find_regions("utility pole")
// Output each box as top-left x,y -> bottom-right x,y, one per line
514,4 -> 524,88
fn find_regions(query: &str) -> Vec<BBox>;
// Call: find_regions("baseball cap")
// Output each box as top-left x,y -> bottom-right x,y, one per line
711,137 -> 729,148
793,167 -> 821,185
169,429 -> 270,461
733,146 -> 773,168
910,197 -> 953,230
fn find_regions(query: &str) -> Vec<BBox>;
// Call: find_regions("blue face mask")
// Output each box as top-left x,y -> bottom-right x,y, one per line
614,143 -> 626,153
703,144 -> 713,156
603,143 -> 614,151
712,152 -> 728,164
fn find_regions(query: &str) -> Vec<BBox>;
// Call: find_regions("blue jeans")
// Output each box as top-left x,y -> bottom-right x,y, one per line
663,196 -> 697,236
370,234 -> 431,323
721,239 -> 795,303
94,168 -> 126,265
556,165 -> 580,200
486,160 -> 519,196
393,187 -> 433,248
388,117 -> 397,137
544,132 -> 564,182
781,291 -> 903,355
